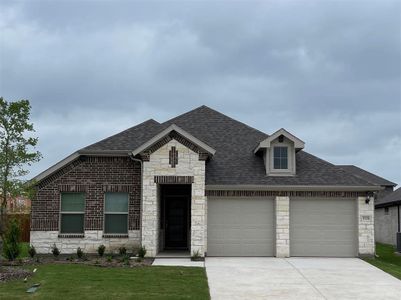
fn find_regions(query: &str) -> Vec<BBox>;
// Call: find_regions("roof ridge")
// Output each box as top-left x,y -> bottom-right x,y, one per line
80,119 -> 160,152
163,105 -> 269,138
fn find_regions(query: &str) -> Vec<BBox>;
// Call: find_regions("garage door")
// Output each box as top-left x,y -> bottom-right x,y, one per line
290,197 -> 357,257
207,197 -> 274,256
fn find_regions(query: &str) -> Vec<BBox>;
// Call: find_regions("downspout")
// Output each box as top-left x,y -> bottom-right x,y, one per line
129,153 -> 143,246
398,205 -> 400,232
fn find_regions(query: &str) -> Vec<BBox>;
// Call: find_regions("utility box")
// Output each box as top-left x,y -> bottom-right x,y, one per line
397,232 -> 401,253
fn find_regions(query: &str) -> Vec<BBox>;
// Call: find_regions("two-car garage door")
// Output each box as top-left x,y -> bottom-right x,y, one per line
207,197 -> 357,257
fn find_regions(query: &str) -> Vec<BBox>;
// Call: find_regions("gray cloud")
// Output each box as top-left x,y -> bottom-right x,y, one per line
0,0 -> 400,184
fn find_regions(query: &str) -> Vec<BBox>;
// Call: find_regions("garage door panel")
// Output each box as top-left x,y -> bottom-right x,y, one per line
290,198 -> 357,257
207,197 -> 274,256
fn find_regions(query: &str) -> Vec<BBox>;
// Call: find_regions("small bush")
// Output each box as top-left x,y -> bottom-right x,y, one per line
97,245 -> 106,257
106,255 -> 113,262
77,247 -> 84,259
138,246 -> 146,258
51,244 -> 60,257
28,245 -> 36,258
2,218 -> 21,261
191,250 -> 204,261
119,246 -> 127,256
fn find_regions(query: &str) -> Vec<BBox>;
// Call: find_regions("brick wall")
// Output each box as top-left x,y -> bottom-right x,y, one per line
31,156 -> 141,232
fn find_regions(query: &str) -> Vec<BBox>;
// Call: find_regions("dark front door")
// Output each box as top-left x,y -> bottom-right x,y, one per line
165,196 -> 189,249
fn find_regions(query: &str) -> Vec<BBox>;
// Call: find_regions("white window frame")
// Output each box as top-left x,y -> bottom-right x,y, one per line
103,192 -> 129,234
273,146 -> 289,170
59,192 -> 85,234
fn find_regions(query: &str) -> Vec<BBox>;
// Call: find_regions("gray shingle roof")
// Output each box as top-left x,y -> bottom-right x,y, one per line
81,119 -> 161,152
79,105 -> 376,187
376,187 -> 401,208
338,165 -> 396,187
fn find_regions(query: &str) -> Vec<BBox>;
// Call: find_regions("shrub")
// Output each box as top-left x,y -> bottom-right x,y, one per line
119,246 -> 127,256
77,247 -> 84,259
2,218 -> 21,261
51,244 -> 60,257
28,245 -> 36,258
106,255 -> 112,262
191,250 -> 204,261
97,245 -> 106,257
138,246 -> 146,258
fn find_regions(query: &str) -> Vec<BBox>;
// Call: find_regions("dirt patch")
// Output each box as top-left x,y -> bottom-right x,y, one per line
0,267 -> 32,283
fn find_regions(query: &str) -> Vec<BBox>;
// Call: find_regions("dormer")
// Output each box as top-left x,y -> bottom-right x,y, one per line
254,128 -> 305,176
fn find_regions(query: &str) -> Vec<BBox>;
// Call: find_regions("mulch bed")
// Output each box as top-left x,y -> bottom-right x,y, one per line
0,267 -> 32,282
1,255 -> 154,268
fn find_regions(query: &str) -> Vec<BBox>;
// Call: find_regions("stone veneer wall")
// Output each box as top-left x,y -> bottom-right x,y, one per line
31,231 -> 140,254
31,156 -> 141,254
141,139 -> 206,257
358,196 -> 375,256
275,196 -> 290,257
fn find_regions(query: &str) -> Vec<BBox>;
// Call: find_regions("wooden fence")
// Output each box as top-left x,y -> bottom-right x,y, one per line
5,213 -> 30,242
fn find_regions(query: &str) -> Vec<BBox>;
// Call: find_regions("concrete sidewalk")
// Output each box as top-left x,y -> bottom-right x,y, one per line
206,257 -> 401,300
152,258 -> 204,267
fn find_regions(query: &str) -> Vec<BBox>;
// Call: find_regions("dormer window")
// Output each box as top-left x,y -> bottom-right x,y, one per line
273,146 -> 288,169
254,128 -> 305,176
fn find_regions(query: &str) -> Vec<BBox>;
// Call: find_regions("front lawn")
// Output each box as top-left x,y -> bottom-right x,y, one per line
0,264 -> 210,300
364,243 -> 401,280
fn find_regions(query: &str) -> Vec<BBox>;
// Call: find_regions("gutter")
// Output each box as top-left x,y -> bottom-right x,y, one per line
205,184 -> 383,192
129,153 -> 143,246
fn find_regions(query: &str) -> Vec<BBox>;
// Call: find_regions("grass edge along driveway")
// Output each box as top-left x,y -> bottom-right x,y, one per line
364,243 -> 401,280
0,264 -> 210,300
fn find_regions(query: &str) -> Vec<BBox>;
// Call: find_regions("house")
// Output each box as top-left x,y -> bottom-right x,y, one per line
375,188 -> 401,246
338,165 -> 398,246
5,195 -> 31,214
31,105 -> 380,257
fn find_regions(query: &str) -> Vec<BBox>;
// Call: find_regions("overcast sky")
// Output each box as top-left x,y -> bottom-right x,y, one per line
1,0 -> 400,185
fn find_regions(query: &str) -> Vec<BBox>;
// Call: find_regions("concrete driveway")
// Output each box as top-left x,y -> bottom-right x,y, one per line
206,257 -> 401,300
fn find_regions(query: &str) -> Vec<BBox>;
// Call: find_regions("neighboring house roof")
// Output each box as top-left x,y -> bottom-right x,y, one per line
338,165 -> 397,187
375,187 -> 401,208
33,105 -> 380,189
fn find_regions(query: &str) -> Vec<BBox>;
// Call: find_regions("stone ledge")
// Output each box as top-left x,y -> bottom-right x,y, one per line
58,234 -> 84,238
102,234 -> 129,238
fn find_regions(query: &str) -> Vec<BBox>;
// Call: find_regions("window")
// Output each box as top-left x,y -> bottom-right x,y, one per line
385,207 -> 389,215
60,193 -> 85,234
104,193 -> 129,234
273,146 -> 288,169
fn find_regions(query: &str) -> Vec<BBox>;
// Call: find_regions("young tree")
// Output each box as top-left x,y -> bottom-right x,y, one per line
0,97 -> 41,237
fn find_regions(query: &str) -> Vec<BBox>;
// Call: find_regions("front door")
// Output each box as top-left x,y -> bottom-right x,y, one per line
165,196 -> 189,249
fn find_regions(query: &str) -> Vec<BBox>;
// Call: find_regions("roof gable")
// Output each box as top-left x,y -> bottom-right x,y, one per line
132,124 -> 216,158
254,128 -> 305,154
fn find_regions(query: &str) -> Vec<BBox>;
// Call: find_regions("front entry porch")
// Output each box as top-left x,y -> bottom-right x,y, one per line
159,184 -> 191,253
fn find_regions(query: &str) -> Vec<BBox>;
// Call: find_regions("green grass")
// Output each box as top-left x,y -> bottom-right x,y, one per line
0,264 -> 210,299
364,243 -> 401,280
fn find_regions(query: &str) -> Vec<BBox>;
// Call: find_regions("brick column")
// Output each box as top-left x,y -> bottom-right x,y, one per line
275,196 -> 290,258
358,196 -> 375,257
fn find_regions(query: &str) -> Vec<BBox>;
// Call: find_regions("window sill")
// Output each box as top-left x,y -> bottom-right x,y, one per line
102,234 -> 129,238
58,234 -> 84,238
